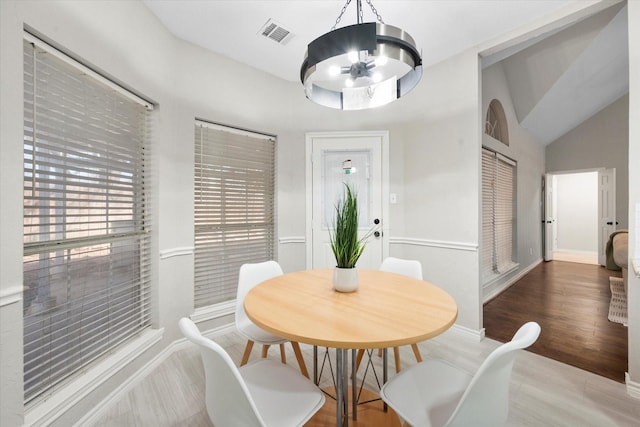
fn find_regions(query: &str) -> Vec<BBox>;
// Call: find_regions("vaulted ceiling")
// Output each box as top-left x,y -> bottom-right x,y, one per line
142,0 -> 629,145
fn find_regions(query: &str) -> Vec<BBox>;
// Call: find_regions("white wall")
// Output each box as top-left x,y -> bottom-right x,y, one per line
555,172 -> 598,253
626,0 -> 640,398
481,62 -> 546,301
546,95 -> 629,228
1,0 -> 638,425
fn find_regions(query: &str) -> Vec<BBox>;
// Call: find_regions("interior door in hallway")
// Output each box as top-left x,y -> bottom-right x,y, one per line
306,132 -> 388,269
598,168 -> 616,265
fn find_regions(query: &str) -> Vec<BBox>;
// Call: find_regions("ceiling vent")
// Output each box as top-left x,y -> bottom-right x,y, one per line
259,19 -> 294,45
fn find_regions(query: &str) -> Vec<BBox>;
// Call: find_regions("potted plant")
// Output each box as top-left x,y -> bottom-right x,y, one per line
329,183 -> 372,292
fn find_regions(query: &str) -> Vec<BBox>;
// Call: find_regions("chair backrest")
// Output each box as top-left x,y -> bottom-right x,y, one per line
446,321 -> 541,427
179,317 -> 266,427
235,261 -> 284,325
380,257 -> 423,280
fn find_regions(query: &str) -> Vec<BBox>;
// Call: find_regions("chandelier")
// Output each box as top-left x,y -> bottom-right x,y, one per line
300,0 -> 422,110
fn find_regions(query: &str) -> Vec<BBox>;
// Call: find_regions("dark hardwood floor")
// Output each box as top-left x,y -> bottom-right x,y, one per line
483,260 -> 628,383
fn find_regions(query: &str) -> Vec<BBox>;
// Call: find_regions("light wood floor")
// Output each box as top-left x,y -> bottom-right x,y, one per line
89,325 -> 640,426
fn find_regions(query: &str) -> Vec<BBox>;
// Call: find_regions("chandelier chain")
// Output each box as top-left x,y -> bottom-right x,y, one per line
330,0 -> 385,30
365,0 -> 385,24
331,0 -> 352,31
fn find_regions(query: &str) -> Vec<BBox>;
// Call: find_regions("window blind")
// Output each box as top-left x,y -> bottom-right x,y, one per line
194,121 -> 275,307
481,148 -> 516,280
23,37 -> 152,403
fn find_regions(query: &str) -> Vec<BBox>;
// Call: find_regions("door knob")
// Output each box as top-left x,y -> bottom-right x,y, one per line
373,218 -> 380,225
374,231 -> 381,238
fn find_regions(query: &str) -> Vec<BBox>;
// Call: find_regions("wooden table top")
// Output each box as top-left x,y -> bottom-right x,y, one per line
244,269 -> 458,349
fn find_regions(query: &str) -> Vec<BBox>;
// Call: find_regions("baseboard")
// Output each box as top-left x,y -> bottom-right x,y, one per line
449,324 -> 485,342
626,372 -> 640,400
75,333 -> 186,427
483,259 -> 542,303
26,328 -> 164,427
552,250 -> 598,265
75,323 -> 236,427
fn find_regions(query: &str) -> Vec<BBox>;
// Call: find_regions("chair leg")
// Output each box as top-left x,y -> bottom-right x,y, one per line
394,346 -> 401,373
411,343 -> 423,363
355,349 -> 366,372
279,343 -> 287,364
240,340 -> 255,366
290,341 -> 310,378
261,344 -> 270,358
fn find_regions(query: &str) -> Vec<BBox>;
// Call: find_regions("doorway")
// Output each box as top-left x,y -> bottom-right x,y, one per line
543,168 -> 616,265
305,131 -> 389,269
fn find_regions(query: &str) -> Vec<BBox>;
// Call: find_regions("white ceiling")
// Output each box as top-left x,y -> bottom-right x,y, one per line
141,0 -> 575,83
142,0 -> 629,145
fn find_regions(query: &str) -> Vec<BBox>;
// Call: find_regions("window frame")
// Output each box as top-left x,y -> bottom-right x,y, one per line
481,147 -> 517,283
193,120 -> 276,310
22,33 -> 153,404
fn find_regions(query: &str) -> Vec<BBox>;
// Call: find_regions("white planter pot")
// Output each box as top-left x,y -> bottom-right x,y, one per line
333,267 -> 359,292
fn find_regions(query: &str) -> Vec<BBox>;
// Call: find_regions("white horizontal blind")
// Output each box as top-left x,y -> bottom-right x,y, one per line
482,148 -> 516,280
194,122 -> 275,307
23,38 -> 152,403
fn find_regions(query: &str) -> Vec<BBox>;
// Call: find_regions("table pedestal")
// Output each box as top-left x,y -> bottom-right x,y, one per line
314,347 -> 389,426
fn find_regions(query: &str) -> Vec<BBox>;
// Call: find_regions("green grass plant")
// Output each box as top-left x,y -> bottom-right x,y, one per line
329,183 -> 373,268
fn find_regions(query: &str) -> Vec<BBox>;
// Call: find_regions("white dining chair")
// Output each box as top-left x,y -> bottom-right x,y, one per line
236,260 -> 308,377
380,321 -> 541,427
179,318 -> 325,427
355,256 -> 424,373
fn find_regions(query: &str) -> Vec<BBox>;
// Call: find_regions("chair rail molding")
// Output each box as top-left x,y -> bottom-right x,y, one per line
389,237 -> 478,252
159,246 -> 194,260
0,285 -> 23,307
279,236 -> 305,244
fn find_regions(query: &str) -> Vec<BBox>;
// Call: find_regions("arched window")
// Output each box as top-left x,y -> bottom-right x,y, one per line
485,99 -> 509,146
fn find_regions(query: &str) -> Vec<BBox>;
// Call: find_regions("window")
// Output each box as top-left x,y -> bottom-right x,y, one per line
485,99 -> 509,146
194,121 -> 275,308
481,148 -> 516,281
23,36 -> 152,403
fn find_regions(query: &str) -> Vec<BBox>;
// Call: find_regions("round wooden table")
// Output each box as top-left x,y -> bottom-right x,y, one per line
244,268 -> 458,426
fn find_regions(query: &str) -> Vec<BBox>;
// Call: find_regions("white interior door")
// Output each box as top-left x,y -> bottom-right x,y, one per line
598,168 -> 616,265
306,132 -> 388,269
543,173 -> 557,261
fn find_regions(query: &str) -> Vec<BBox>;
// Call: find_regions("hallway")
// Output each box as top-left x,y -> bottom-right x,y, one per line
483,260 -> 627,382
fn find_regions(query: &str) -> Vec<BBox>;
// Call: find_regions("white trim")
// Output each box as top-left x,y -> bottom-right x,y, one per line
76,323 -> 236,427
23,32 -> 153,110
625,373 -> 640,400
0,285 -> 23,307
159,246 -> 194,260
195,119 -> 274,140
551,249 -> 599,265
631,258 -> 640,277
74,336 -> 187,427
25,328 -> 164,427
191,300 -> 236,323
443,324 -> 486,342
279,236 -> 305,244
305,130 -> 390,269
390,237 -> 478,252
482,260 -> 538,302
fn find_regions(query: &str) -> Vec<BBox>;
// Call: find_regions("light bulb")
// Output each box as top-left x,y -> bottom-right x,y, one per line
375,56 -> 388,66
348,51 -> 359,63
